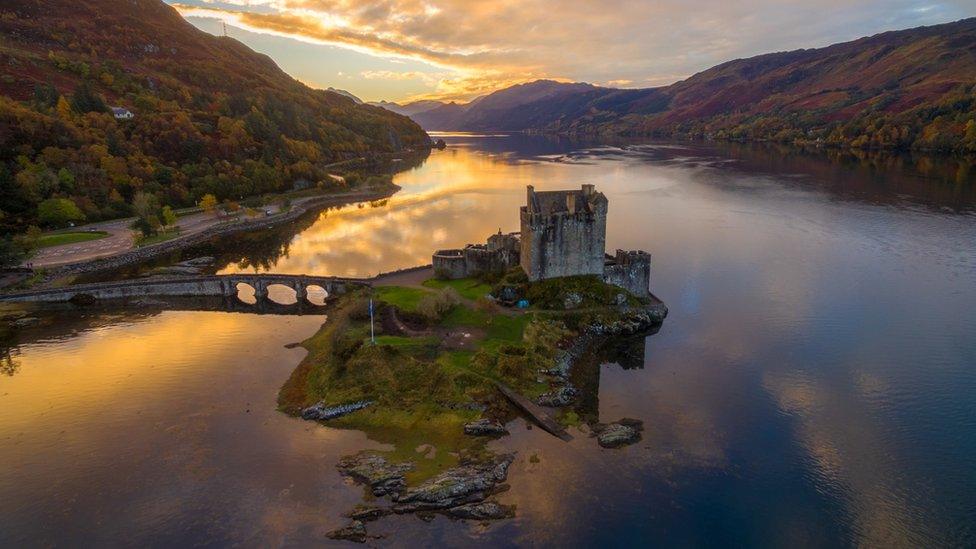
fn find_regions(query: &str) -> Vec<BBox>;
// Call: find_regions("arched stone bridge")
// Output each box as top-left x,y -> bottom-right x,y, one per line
0,274 -> 372,304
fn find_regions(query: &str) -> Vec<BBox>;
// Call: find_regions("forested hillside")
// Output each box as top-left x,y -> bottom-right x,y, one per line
0,0 -> 430,235
390,19 -> 976,153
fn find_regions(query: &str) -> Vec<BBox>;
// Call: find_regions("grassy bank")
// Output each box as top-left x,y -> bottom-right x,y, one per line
37,231 -> 108,248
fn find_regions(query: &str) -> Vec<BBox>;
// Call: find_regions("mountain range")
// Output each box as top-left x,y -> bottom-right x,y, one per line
381,18 -> 976,152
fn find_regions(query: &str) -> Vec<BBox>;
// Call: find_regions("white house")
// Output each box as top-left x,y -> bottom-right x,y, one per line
111,107 -> 134,120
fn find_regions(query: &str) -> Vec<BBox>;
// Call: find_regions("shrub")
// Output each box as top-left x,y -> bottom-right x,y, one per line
525,275 -> 639,309
346,297 -> 372,321
416,287 -> 461,321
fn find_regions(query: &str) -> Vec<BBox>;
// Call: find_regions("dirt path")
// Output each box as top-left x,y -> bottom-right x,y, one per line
372,266 -> 434,287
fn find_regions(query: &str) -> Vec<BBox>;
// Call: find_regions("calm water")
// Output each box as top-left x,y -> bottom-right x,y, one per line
2,136 -> 975,547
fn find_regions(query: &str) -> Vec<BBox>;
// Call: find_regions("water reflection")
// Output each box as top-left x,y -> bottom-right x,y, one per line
3,135 -> 976,546
0,309 -> 386,546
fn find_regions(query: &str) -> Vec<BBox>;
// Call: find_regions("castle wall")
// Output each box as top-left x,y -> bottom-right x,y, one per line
520,188 -> 607,281
464,245 -> 519,276
432,249 -> 468,279
432,234 -> 520,280
603,250 -> 651,296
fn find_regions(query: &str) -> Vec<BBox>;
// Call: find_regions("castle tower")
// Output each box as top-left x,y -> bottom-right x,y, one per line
520,184 -> 608,281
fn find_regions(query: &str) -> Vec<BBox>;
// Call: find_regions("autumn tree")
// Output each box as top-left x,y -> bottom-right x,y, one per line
37,197 -> 84,227
161,205 -> 178,228
130,192 -> 161,237
198,193 -> 218,215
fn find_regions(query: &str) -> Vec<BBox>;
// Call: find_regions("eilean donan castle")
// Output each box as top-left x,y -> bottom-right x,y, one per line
432,185 -> 651,296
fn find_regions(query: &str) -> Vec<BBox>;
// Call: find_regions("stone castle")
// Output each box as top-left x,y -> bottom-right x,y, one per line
432,184 -> 652,296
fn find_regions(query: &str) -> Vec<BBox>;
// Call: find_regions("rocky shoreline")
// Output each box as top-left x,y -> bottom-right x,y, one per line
536,301 -> 669,411
328,452 -> 516,542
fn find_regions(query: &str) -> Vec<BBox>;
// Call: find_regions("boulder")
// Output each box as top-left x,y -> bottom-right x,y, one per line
596,418 -> 643,448
536,385 -> 577,407
463,419 -> 508,437
562,292 -> 583,309
337,453 -> 414,496
393,453 -> 515,512
302,400 -> 373,421
443,501 -> 514,520
348,505 -> 390,521
326,520 -> 367,543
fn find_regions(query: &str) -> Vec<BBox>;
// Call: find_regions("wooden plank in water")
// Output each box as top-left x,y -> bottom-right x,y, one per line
494,382 -> 572,441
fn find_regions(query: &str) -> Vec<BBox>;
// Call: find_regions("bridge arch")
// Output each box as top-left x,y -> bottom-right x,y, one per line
303,284 -> 329,305
233,281 -> 258,304
265,283 -> 298,305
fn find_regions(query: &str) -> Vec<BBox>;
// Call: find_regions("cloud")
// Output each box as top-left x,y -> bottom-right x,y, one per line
171,0 -> 975,101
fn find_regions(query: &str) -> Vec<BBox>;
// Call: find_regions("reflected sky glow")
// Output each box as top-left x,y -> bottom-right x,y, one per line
2,136 -> 975,546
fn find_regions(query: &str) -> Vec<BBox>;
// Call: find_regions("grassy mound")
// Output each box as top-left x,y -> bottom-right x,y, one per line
278,286 -> 568,485
525,275 -> 643,309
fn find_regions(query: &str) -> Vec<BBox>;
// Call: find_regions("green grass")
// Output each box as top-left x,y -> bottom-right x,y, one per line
373,335 -> 438,352
36,231 -> 108,248
485,313 -> 533,343
278,291 -> 564,487
440,304 -> 491,327
135,229 -> 180,247
373,286 -> 431,312
422,277 -> 492,301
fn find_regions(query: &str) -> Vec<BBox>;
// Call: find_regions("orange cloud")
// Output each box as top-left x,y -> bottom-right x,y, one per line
172,0 -> 973,102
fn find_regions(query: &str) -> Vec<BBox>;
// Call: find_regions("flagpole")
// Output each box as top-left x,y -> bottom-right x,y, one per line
369,298 -> 375,344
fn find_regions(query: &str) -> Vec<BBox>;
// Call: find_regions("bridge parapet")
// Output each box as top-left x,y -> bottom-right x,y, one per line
0,274 -> 373,304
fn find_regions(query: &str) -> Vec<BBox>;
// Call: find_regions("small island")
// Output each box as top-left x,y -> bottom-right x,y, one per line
277,185 -> 667,541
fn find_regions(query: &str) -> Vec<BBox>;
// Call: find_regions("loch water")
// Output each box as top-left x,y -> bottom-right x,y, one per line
2,135 -> 975,547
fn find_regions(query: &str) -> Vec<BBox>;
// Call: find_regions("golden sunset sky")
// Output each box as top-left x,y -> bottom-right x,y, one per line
168,1 -> 974,103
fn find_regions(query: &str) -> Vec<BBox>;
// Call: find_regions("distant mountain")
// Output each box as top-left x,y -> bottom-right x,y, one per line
410,19 -> 976,152
371,100 -> 448,117
0,0 -> 430,231
327,87 -> 362,103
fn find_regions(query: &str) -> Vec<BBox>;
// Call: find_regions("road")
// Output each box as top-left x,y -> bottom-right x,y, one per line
25,205 -> 281,269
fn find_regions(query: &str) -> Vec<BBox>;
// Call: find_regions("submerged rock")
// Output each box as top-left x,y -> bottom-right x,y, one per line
463,419 -> 508,436
178,256 -> 215,267
326,520 -> 367,543
302,400 -> 373,421
536,385 -> 577,407
11,316 -> 39,328
393,453 -> 515,512
596,418 -> 644,448
148,265 -> 202,276
443,501 -> 515,520
337,453 -> 414,496
348,505 -> 390,521
130,297 -> 168,307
